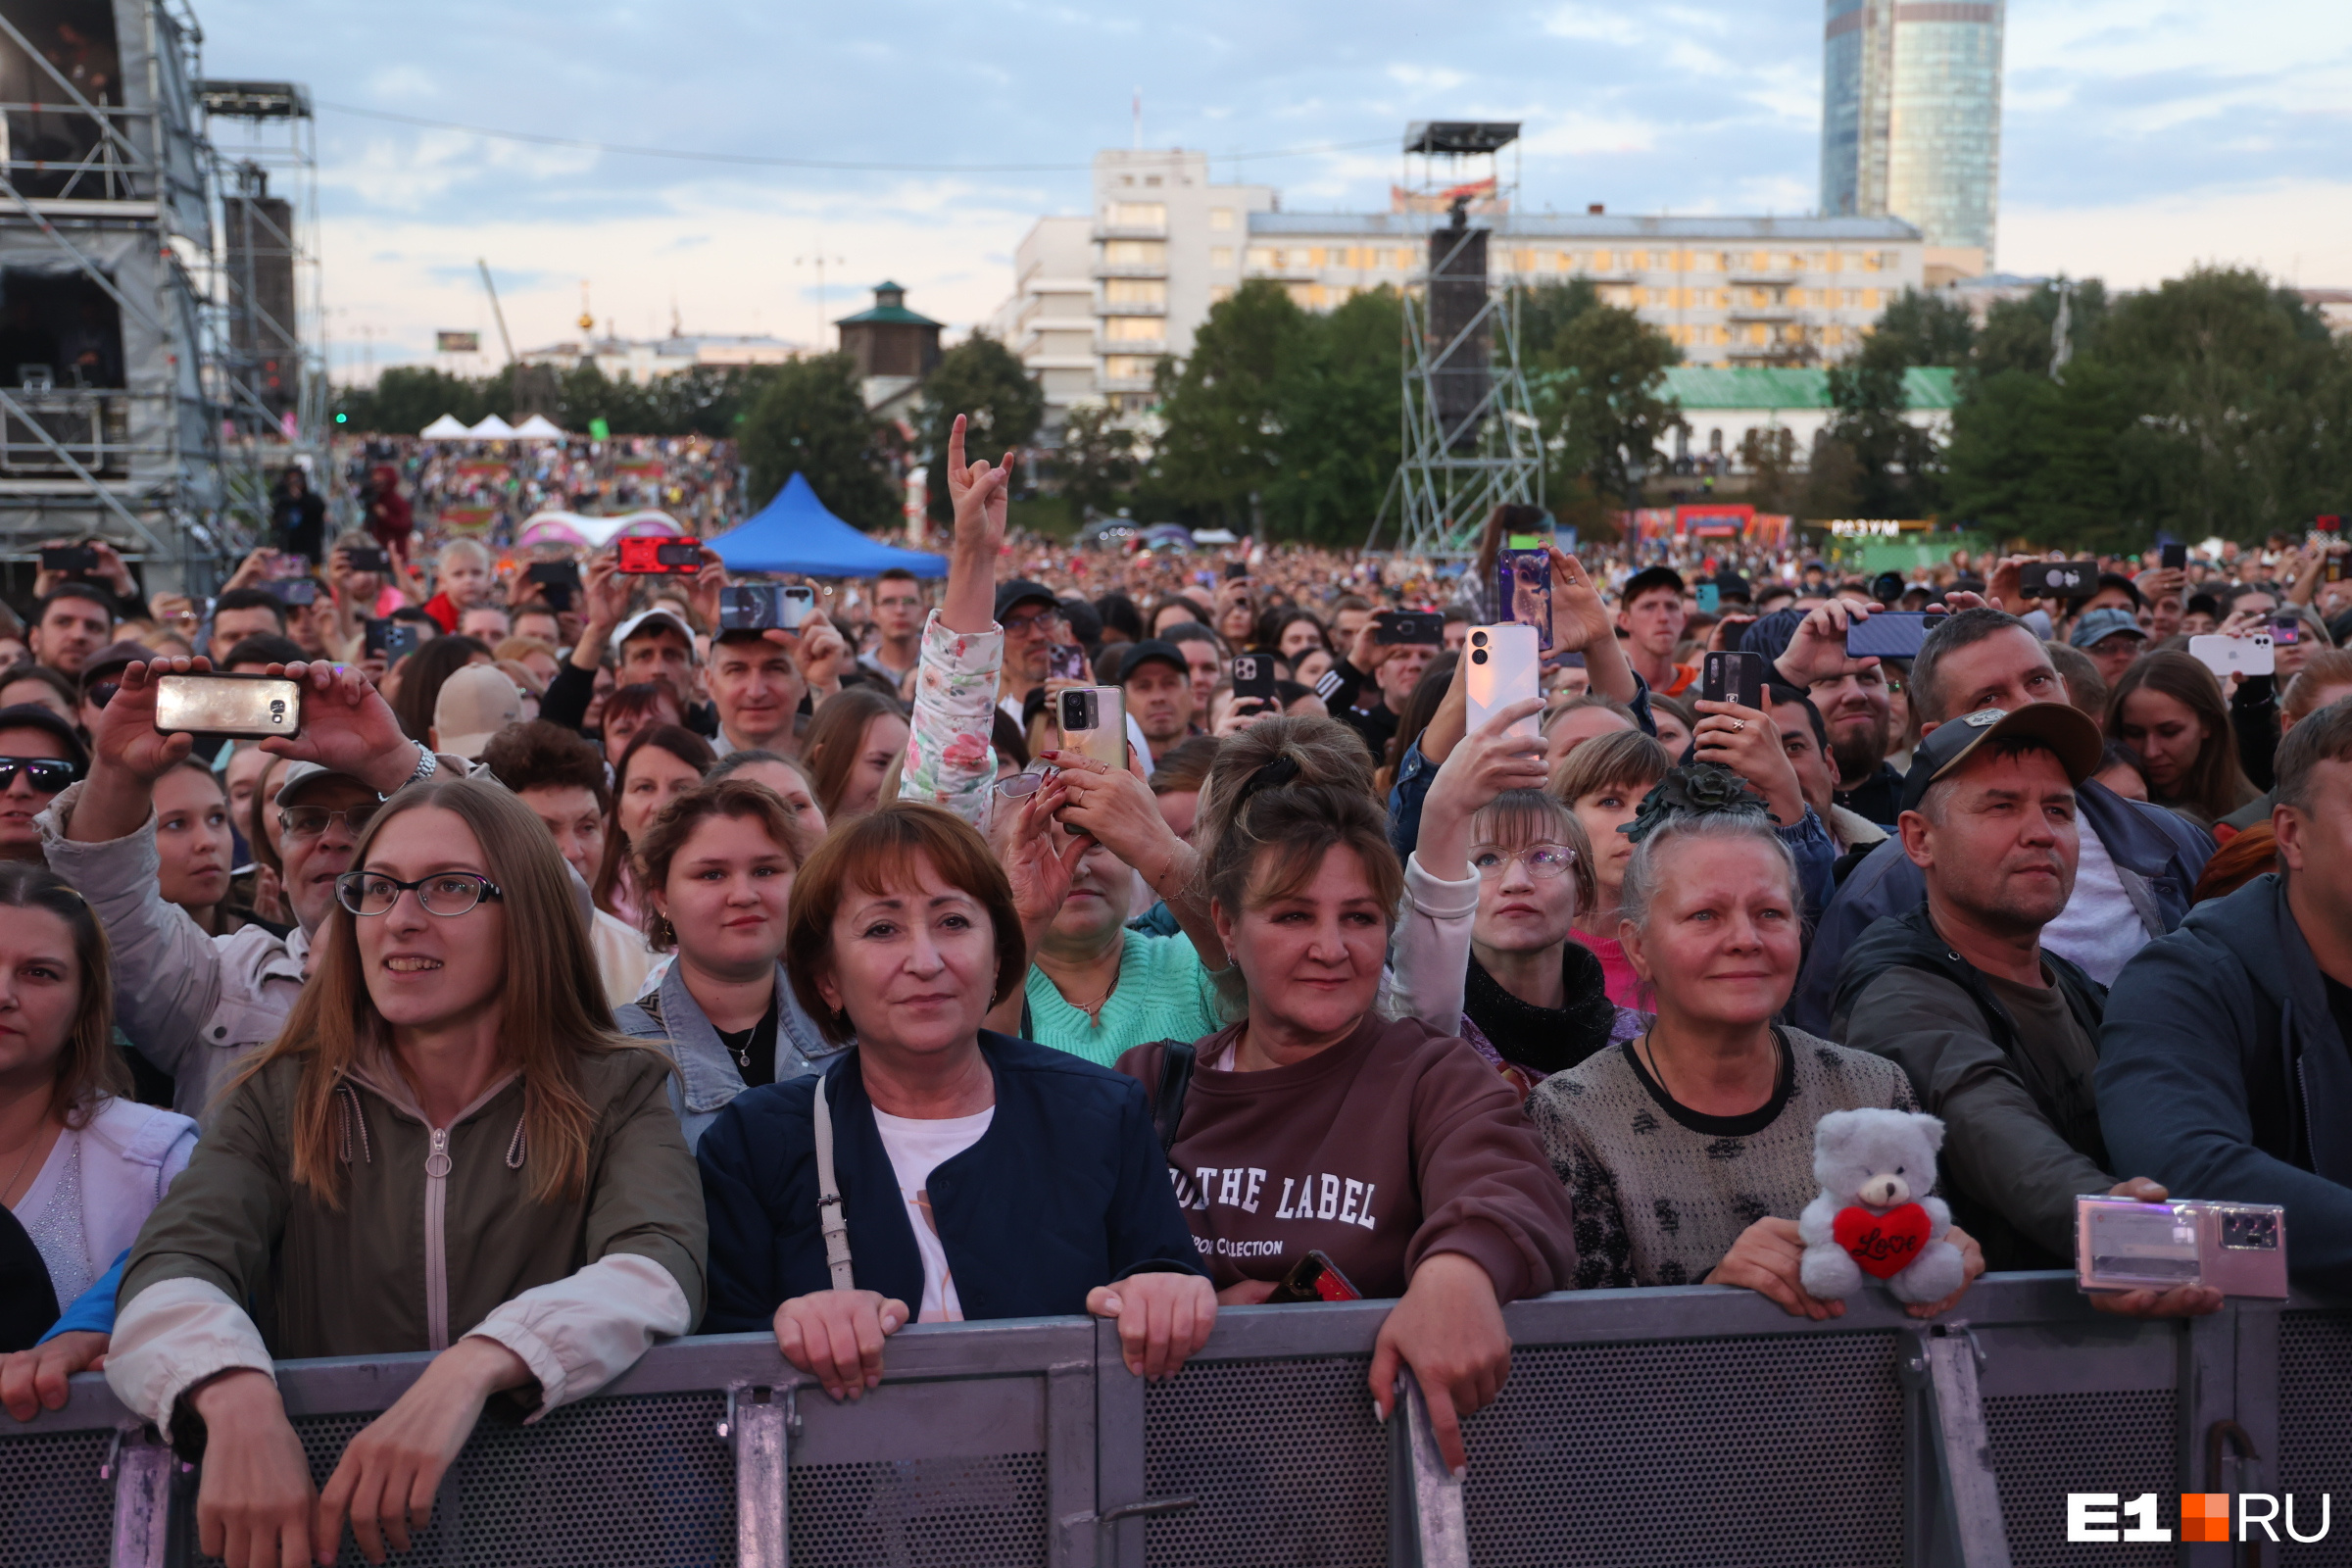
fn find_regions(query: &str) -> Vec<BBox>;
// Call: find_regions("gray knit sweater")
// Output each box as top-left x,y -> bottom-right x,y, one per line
1528,1027 -> 1917,1289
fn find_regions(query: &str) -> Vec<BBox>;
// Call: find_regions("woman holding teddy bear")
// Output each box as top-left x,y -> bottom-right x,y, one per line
1527,772 -> 1987,1320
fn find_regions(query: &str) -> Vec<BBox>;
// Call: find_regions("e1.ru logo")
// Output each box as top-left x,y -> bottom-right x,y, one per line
2067,1493 -> 2331,1544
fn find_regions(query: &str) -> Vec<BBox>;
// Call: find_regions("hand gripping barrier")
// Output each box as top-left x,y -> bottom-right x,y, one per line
2,1273 -> 2345,1567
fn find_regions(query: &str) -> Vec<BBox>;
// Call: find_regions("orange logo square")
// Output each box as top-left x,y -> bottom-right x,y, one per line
2181,1494 -> 2230,1543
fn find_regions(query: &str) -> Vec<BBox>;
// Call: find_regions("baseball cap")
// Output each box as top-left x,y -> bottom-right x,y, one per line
1712,572 -> 1752,602
273,759 -> 375,808
1117,639 -> 1188,683
993,579 -> 1057,623
78,640 -> 155,691
613,609 -> 697,651
1898,704 -> 2104,815
432,664 -> 524,760
2069,607 -> 2149,651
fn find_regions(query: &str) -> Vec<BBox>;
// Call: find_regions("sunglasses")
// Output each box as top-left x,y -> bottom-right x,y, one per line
993,765 -> 1062,801
0,757 -> 78,793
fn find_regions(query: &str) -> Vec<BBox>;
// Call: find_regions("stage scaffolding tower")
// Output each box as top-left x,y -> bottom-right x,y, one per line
0,0 -> 320,593
1369,121 -> 1544,558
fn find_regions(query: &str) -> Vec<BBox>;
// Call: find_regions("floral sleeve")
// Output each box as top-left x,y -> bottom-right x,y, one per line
899,609 -> 1004,830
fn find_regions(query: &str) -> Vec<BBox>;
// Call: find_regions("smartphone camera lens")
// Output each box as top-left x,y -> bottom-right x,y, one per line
1470,650 -> 1488,665
1471,630 -> 1488,648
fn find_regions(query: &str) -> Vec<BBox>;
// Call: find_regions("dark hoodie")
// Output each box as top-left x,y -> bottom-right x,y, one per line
2094,872 -> 2352,1294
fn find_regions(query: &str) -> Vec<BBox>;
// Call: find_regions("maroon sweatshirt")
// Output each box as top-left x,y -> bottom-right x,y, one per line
1115,1013 -> 1577,1300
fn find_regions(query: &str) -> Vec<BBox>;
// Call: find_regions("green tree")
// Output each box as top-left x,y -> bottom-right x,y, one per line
1263,287 -> 1404,544
1943,363 -> 2135,550
1534,302 -> 1682,517
919,333 -> 1045,523
1871,288 -> 1977,368
333,366 -> 495,434
1510,277 -> 1603,358
1052,403 -> 1138,520
1972,279 -> 2110,381
1824,334 -> 1943,517
736,353 -> 898,527
1149,281 -> 1313,530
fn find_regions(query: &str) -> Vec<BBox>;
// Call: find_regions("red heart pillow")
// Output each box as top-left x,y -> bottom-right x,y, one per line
1833,1202 -> 1932,1279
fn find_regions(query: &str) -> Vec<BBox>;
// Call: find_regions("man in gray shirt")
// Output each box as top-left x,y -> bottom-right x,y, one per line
1832,704 -> 2217,1316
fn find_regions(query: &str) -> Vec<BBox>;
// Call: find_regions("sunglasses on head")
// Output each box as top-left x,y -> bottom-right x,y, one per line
0,757 -> 78,793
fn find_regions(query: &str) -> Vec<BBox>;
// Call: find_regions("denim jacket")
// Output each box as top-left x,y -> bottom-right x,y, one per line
614,961 -> 848,1150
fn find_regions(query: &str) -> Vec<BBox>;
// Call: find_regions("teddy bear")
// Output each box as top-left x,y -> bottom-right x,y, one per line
1797,1108 -> 1969,1305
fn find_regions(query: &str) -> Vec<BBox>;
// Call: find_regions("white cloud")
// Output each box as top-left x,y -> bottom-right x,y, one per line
2000,180 -> 2352,288
1540,2 -> 1643,46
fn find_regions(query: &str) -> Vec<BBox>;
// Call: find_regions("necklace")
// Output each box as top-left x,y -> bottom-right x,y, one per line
1640,1028 -> 1781,1111
1062,972 -> 1119,1027
1,1119 -> 49,1206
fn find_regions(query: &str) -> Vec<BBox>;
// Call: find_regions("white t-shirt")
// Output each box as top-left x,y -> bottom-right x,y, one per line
2039,819 -> 2150,986
869,1106 -> 995,1322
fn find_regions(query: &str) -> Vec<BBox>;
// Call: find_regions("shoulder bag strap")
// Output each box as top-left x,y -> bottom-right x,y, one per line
811,1072 -> 855,1291
1152,1040 -> 1198,1157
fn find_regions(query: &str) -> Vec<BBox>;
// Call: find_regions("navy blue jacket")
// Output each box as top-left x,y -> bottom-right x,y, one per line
1790,778 -> 2211,1035
2096,873 -> 2352,1294
697,1032 -> 1203,1331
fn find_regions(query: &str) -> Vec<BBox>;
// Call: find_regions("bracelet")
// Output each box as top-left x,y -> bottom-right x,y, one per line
405,745 -> 439,791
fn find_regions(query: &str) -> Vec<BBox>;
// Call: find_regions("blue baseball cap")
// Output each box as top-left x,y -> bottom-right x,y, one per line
2069,607 -> 2149,650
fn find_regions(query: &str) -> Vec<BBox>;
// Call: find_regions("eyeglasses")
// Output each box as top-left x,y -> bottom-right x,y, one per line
279,803 -> 381,840
993,765 -> 1061,800
0,758 -> 77,794
1002,610 -> 1065,638
334,871 -> 504,917
1470,844 -> 1578,879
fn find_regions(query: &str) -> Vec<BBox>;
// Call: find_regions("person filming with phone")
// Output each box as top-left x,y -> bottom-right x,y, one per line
1117,716 -> 1578,1476
39,657 -> 465,1119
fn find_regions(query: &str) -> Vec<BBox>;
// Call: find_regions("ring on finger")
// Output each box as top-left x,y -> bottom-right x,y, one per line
1730,718 -> 1746,732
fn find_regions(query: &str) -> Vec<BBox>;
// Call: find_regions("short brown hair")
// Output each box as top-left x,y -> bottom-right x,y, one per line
2282,650 -> 2352,722
633,777 -> 805,951
1549,726 -> 1673,805
2275,692 -> 2352,813
784,802 -> 1025,1045
0,863 -> 123,1127
482,719 -> 611,812
1471,788 -> 1597,912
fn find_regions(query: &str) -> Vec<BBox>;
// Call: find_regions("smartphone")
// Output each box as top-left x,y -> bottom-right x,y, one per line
1465,623 -> 1540,740
2189,632 -> 2275,679
1223,561 -> 1251,582
2020,561 -> 2098,600
2269,614 -> 2301,647
154,673 -> 302,739
267,577 -> 319,608
342,547 -> 391,574
616,537 -> 704,574
1701,650 -> 1765,710
2160,543 -> 2187,571
717,584 -> 814,632
2076,1196 -> 2286,1298
525,560 -> 580,589
1265,1250 -> 1364,1305
1055,687 -> 1127,770
1845,612 -> 1932,661
1496,548 -> 1553,652
1372,610 -> 1445,647
40,544 -> 98,573
1694,583 -> 1720,615
364,619 -> 419,662
1231,654 -> 1279,704
1047,642 -> 1091,683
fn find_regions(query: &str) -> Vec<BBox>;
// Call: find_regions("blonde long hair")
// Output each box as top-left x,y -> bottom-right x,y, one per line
236,776 -> 646,1207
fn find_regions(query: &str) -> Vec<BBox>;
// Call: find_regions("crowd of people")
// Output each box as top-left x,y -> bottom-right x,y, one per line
1,416 -> 2348,1567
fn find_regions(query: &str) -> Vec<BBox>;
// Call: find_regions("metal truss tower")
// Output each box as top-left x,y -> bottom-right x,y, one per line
0,0 -> 318,590
1370,121 -> 1544,558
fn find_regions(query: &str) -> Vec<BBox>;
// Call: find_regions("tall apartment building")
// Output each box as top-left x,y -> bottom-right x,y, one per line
1245,212 -> 1925,368
992,150 -> 1273,433
1821,0 -> 2005,272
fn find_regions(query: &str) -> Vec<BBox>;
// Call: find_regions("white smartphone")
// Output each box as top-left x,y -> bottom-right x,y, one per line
1464,623 -> 1541,740
2188,632 -> 2274,679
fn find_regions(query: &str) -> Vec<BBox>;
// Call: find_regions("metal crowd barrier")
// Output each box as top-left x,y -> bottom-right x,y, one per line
3,1272 -> 2346,1567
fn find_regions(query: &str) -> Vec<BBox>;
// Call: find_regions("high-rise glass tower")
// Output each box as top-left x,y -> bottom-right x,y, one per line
1820,0 -> 2005,263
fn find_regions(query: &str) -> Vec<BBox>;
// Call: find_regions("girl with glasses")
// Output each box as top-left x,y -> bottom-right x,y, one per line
105,777 -> 704,1568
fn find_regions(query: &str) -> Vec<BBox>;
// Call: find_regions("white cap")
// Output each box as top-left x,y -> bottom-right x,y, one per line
431,664 -> 524,760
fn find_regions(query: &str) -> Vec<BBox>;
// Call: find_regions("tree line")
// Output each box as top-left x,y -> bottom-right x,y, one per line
332,264 -> 2352,550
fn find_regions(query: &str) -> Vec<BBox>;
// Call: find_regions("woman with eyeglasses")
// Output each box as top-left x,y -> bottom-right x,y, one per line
106,777 -> 705,1568
615,777 -> 844,1149
1394,702 -> 1644,1098
41,657 -> 465,1120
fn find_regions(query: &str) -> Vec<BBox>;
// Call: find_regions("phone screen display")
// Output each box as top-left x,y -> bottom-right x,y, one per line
1700,651 -> 1765,710
1496,549 -> 1553,652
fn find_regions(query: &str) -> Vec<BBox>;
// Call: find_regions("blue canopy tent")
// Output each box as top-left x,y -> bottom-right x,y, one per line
707,472 -> 947,578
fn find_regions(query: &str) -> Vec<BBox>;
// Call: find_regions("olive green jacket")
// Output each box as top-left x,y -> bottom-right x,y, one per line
109,1045 -> 705,1436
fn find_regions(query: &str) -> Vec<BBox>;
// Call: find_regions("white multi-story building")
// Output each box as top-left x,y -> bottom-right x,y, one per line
515,332 -> 806,382
995,155 -> 1930,429
994,149 -> 1274,434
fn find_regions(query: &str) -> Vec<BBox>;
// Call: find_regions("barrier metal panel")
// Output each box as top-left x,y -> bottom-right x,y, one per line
2277,1309 -> 2352,1568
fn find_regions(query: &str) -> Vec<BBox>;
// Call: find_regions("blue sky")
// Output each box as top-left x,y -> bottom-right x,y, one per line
186,0 -> 2352,375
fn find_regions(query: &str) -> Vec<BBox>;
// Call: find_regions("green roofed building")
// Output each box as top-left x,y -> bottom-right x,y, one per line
837,281 -> 944,421
1660,365 -> 1956,467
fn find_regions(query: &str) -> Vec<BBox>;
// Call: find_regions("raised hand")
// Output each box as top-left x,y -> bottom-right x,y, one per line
87,657 -> 199,787
945,413 -> 1015,557
1692,692 -> 1808,829
1546,550 -> 1611,653
1771,598 -> 1881,690
257,661 -> 421,795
